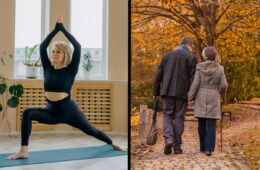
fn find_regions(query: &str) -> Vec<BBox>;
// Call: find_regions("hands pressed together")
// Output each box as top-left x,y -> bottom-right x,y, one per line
57,16 -> 63,23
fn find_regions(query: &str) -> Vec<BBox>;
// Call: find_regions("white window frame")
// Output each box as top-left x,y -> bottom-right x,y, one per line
102,0 -> 108,80
14,0 -> 50,79
69,0 -> 108,80
41,0 -> 50,40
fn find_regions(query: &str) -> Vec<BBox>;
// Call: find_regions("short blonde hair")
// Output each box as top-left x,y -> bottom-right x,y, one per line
51,41 -> 72,67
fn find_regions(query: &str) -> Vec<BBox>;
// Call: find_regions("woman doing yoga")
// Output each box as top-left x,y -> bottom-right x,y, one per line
6,17 -> 123,160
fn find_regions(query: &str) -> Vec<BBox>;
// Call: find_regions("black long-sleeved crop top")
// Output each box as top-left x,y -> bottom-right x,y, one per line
40,23 -> 81,94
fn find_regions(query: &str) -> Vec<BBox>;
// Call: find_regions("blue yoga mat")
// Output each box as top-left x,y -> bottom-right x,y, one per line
0,145 -> 127,167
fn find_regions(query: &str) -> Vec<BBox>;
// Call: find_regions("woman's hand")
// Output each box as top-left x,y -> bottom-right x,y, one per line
188,101 -> 194,107
55,16 -> 64,30
57,16 -> 63,23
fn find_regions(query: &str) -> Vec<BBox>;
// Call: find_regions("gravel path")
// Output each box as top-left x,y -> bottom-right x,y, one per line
131,112 -> 251,170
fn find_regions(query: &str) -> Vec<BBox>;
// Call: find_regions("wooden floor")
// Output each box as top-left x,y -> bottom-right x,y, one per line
0,131 -> 128,170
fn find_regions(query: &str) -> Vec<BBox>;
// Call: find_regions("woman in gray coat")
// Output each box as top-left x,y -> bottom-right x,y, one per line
188,46 -> 228,156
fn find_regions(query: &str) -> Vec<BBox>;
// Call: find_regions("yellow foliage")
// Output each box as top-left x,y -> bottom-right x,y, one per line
131,115 -> 140,126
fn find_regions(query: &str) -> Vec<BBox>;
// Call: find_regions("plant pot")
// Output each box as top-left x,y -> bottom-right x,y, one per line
83,71 -> 91,80
25,65 -> 39,79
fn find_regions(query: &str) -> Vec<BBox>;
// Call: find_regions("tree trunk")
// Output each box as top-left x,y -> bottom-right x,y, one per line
195,38 -> 203,62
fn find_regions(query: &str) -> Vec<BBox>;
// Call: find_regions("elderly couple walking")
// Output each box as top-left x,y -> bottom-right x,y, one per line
153,37 -> 228,156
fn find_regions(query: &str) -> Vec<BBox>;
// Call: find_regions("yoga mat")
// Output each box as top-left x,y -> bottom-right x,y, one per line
0,145 -> 127,167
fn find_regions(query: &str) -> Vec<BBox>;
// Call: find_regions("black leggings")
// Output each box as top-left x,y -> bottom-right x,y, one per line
21,95 -> 112,146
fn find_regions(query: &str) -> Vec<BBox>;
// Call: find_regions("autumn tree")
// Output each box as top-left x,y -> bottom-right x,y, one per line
132,0 -> 260,59
131,0 -> 260,105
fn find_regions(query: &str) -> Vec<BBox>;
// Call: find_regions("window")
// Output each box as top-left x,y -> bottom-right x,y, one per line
14,0 -> 49,78
71,0 -> 107,80
14,0 -> 106,80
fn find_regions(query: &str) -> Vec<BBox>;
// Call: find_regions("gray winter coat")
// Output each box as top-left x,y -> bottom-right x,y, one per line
188,61 -> 228,119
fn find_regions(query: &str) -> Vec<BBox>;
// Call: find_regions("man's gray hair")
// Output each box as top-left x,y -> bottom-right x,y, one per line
180,37 -> 194,45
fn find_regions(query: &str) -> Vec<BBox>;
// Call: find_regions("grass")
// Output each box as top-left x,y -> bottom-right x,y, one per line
231,129 -> 260,169
221,102 -> 260,169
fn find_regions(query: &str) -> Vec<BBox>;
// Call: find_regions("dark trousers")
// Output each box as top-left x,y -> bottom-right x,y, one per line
21,95 -> 112,146
162,96 -> 187,149
198,118 -> 216,152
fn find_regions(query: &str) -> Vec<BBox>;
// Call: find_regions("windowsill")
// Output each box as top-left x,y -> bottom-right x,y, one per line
14,75 -> 103,81
14,75 -> 44,80
13,75 -> 127,82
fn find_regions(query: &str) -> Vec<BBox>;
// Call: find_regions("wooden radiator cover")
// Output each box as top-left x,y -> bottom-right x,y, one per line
72,82 -> 112,131
17,81 -> 112,131
16,81 -> 54,131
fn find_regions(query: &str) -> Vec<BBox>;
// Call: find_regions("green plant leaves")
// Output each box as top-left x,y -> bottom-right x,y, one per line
1,58 -> 5,65
0,82 -> 24,110
24,44 -> 39,65
82,52 -> 93,71
9,84 -> 24,97
7,96 -> 19,108
0,83 -> 7,94
225,60 -> 258,102
1,51 -> 13,66
9,85 -> 14,94
15,84 -> 24,97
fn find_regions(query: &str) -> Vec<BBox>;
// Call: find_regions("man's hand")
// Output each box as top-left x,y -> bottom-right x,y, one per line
153,96 -> 160,101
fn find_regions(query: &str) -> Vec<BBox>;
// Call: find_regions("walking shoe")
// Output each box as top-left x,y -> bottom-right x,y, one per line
173,145 -> 183,154
173,148 -> 183,154
164,141 -> 173,155
205,151 -> 212,156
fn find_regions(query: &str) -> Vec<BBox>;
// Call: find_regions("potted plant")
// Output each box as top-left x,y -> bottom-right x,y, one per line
82,51 -> 93,79
23,44 -> 41,79
0,52 -> 24,134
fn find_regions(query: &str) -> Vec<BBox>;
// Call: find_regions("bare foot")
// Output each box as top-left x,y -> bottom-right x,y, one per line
111,144 -> 125,151
6,151 -> 29,160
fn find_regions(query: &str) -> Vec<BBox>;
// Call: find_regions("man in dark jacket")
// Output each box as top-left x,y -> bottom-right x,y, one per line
153,37 -> 196,155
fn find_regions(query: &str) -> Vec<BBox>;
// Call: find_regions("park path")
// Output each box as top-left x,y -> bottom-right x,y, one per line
131,113 -> 250,170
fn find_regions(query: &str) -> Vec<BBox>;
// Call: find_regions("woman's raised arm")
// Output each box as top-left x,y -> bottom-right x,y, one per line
39,23 -> 60,69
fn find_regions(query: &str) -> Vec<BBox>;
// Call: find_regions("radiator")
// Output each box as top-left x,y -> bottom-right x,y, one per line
72,82 -> 112,131
17,81 -> 112,131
